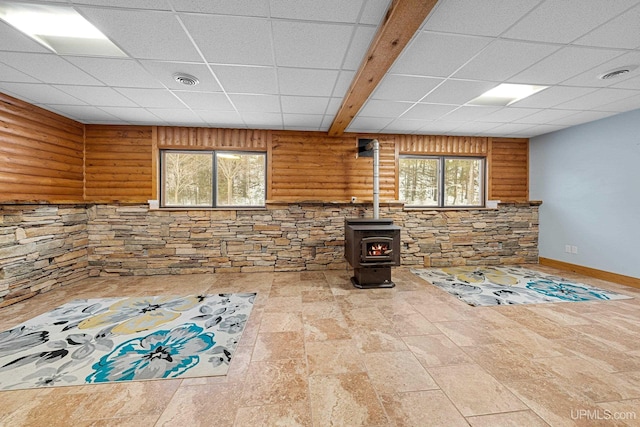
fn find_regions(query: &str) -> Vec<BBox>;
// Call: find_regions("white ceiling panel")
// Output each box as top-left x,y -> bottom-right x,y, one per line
180,14 -> 273,66
371,75 -> 443,102
270,0 -> 364,23
502,0 -> 640,44
210,66 -> 277,94
277,68 -> 339,97
79,8 -> 201,62
391,32 -> 492,78
272,21 -> 353,69
453,40 -> 560,81
424,0 -> 542,37
0,0 -> 639,137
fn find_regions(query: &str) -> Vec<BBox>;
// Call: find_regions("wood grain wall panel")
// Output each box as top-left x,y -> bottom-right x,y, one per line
397,135 -> 488,155
157,127 -> 268,150
270,132 -> 395,202
488,138 -> 529,201
84,125 -> 153,202
0,93 -> 84,203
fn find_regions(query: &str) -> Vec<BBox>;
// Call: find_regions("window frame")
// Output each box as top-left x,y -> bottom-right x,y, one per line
159,149 -> 267,209
399,154 -> 486,209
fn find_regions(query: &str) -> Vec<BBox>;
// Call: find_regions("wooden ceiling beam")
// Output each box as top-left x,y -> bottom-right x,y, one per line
328,0 -> 439,137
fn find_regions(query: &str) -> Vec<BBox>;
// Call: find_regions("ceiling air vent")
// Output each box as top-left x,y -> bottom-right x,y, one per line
173,73 -> 199,86
599,66 -> 637,80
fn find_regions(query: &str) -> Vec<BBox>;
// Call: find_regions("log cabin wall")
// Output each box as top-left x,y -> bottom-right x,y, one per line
488,138 -> 529,202
0,93 -> 84,203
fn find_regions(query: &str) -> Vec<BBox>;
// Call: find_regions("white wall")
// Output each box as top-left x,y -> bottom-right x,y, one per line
530,108 -> 640,279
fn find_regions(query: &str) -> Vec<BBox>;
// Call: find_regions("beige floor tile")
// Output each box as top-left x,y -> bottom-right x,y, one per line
259,311 -> 303,332
364,351 -> 438,393
412,302 -> 474,322
428,364 -> 528,416
252,331 -> 305,361
434,320 -> 502,346
241,359 -> 308,406
234,401 -> 312,427
464,343 -> 555,382
391,311 -> 441,336
556,335 -> 640,373
403,334 -> 474,368
303,316 -> 352,341
306,340 -> 365,376
380,390 -> 468,427
490,327 -> 568,358
350,326 -> 408,353
308,373 -> 388,426
596,400 -> 640,427
466,410 -> 550,426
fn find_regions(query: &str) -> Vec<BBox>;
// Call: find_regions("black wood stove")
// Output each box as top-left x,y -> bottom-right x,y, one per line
344,218 -> 401,288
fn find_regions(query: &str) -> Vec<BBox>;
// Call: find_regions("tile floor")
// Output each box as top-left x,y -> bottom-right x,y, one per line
1,265 -> 639,426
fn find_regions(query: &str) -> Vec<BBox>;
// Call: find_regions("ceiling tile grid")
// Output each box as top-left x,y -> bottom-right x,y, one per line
0,0 -> 638,136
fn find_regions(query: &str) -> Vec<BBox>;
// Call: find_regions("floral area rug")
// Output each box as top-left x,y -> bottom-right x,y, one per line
411,266 -> 632,307
0,293 -> 256,391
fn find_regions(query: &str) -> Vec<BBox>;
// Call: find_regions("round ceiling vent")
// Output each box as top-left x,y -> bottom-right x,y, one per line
173,73 -> 199,86
599,65 -> 638,80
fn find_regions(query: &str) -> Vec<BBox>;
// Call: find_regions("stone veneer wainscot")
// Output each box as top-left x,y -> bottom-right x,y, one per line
1,201 -> 539,306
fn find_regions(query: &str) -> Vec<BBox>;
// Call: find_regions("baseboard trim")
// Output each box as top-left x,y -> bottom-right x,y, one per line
539,257 -> 640,289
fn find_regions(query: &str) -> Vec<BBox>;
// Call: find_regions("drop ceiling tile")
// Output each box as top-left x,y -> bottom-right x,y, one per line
550,110 -> 617,126
359,0 -> 392,25
272,21 -> 353,69
171,0 -> 270,16
342,26 -> 377,71
270,0 -> 364,23
487,123 -> 537,135
391,32 -> 492,77
358,100 -> 412,118
511,86 -> 598,108
0,63 -> 39,83
240,112 -> 283,129
229,94 -> 280,113
554,88 -> 640,110
175,91 -> 235,110
502,0 -> 639,44
515,109 -> 579,124
43,105 -> 118,122
524,124 -> 568,137
278,68 -> 339,96
509,46 -> 624,85
53,85 -> 138,107
147,108 -> 206,125
180,14 -> 273,65
71,0 -> 172,9
454,40 -> 560,81
99,107 -> 164,123
194,110 -> 245,127
0,82 -> 87,105
65,57 -> 163,88
332,71 -> 355,98
0,21 -> 50,53
283,114 -> 324,129
424,0 -> 542,36
115,88 -> 185,108
442,105 -> 503,122
611,74 -> 640,90
79,8 -> 201,62
140,61 -> 221,92
422,79 -> 496,105
211,65 -> 277,94
479,107 -> 541,123
560,52 -> 640,88
0,52 -> 102,85
371,75 -> 443,102
280,96 -> 330,115
573,4 -> 640,49
417,121 -> 463,134
401,103 -> 458,120
346,116 -> 394,133
596,93 -> 640,112
381,119 -> 429,133
325,98 -> 343,116
452,121 -> 502,134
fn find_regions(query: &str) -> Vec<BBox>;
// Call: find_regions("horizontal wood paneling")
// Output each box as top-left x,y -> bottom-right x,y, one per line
0,93 -> 84,203
84,125 -> 153,203
489,138 -> 529,202
397,135 -> 488,155
270,132 -> 395,202
157,127 -> 268,150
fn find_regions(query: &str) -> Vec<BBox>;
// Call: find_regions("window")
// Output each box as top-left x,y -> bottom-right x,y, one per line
161,150 -> 266,208
399,156 -> 484,207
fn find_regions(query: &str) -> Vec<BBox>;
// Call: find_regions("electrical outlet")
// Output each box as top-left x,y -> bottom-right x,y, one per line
565,245 -> 571,253
571,246 -> 578,254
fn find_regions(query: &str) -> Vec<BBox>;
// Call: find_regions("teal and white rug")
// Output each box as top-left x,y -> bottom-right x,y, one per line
412,266 -> 632,307
0,293 -> 255,390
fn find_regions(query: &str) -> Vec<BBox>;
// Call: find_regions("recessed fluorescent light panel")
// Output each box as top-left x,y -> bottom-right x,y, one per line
0,1 -> 126,57
467,83 -> 548,106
